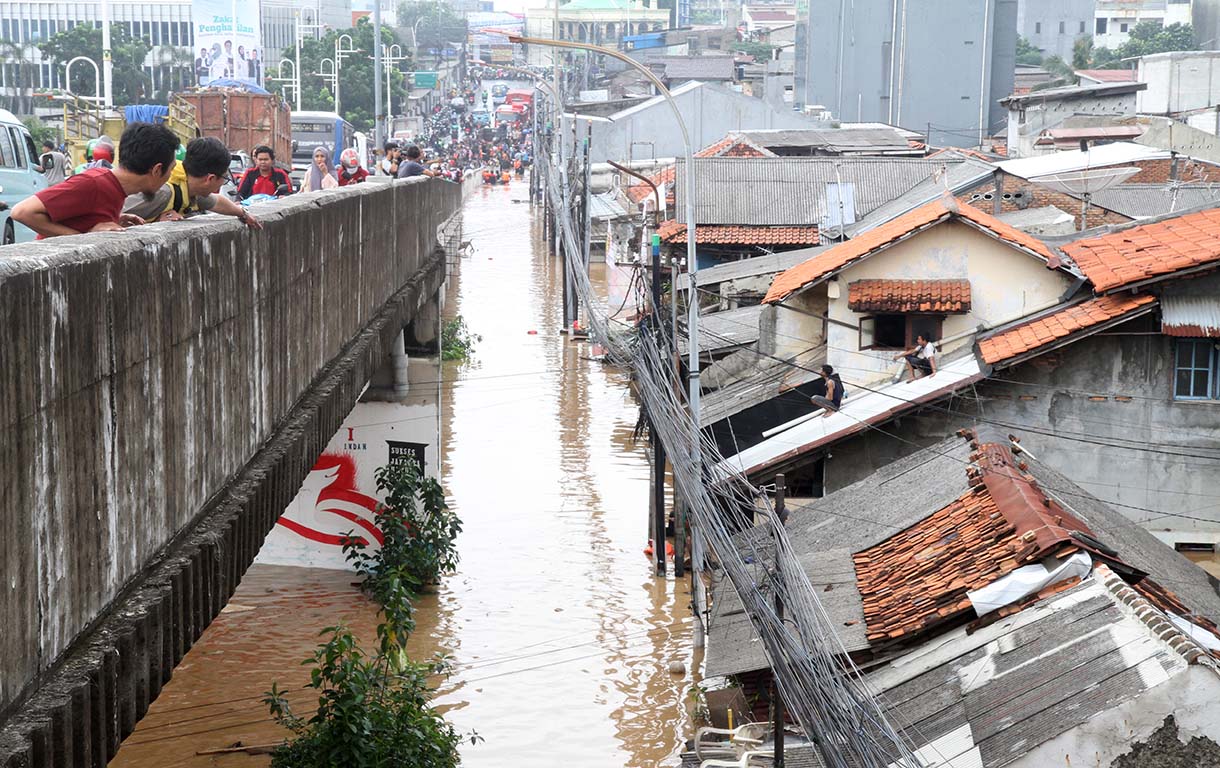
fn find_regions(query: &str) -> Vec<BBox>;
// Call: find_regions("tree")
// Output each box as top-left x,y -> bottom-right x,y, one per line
1115,21 -> 1195,60
397,1 -> 467,54
1015,36 -> 1043,66
292,18 -> 407,132
38,23 -> 151,103
23,116 -> 58,147
0,40 -> 40,114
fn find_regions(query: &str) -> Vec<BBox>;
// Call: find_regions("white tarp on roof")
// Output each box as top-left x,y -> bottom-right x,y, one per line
996,142 -> 1168,180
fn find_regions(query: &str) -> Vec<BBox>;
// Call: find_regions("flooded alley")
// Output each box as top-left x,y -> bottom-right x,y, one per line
108,182 -> 698,768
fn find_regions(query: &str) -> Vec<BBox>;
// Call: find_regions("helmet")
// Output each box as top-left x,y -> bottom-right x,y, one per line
91,143 -> 114,163
175,144 -> 187,162
340,148 -> 360,170
85,138 -> 98,161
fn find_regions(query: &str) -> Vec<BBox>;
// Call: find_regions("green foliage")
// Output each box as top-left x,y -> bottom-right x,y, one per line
1076,22 -> 1195,71
397,1 -> 468,53
38,23 -> 151,104
22,117 -> 57,147
1072,37 -> 1093,70
285,17 -> 407,132
730,41 -> 777,61
689,9 -> 722,24
264,627 -> 471,768
0,40 -> 40,114
1015,35 -> 1043,66
265,461 -> 469,768
441,316 -> 481,361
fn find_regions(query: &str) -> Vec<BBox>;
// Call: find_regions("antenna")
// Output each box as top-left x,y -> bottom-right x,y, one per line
1031,166 -> 1140,231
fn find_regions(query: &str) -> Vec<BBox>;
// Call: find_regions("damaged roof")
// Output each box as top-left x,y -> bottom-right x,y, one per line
978,293 -> 1158,366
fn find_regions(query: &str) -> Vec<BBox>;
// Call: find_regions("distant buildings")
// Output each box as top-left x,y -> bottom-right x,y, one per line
800,0 -> 1018,149
1094,0 -> 1193,49
523,0 -> 670,67
1017,0 -> 1094,62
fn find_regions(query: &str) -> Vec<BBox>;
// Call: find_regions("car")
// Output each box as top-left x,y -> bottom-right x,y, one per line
490,83 -> 509,105
471,109 -> 492,127
0,109 -> 49,245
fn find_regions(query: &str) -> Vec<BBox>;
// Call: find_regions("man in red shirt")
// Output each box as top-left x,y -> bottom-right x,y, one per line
236,145 -> 293,198
12,122 -> 179,238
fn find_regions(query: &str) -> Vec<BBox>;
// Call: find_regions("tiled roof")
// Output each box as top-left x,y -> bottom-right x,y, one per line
853,428 -> 1134,647
656,220 -> 819,245
764,198 -> 1056,304
694,134 -> 773,158
1057,207 -> 1220,292
847,278 -> 971,313
1076,68 -> 1137,83
978,294 -> 1157,365
626,165 -> 675,204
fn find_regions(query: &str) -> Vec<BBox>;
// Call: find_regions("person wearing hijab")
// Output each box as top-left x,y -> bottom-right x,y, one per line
302,147 -> 338,192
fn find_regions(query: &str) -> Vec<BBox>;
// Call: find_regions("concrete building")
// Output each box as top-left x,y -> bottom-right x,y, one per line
1094,0 -> 1194,49
570,80 -> 813,164
0,0 -> 349,107
998,80 -> 1146,156
523,0 -> 670,66
802,0 -> 1019,149
1137,50 -> 1220,116
1018,0 -> 1095,62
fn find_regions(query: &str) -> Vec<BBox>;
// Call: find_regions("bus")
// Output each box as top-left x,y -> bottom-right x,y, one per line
504,89 -> 533,109
291,110 -> 355,183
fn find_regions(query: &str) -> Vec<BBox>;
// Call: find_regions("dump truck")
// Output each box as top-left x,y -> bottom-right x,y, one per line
177,89 -> 292,166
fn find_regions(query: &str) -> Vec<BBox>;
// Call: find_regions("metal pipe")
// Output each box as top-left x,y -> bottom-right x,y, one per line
374,0 -> 383,150
101,0 -> 113,107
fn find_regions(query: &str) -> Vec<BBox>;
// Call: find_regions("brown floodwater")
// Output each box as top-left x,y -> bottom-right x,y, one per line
109,183 -> 699,768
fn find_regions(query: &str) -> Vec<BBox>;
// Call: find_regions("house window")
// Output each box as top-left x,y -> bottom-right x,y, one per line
1174,339 -> 1218,400
1120,21 -> 1129,33
1035,21 -> 1041,33
1096,17 -> 1107,34
1058,21 -> 1065,33
1079,21 -> 1086,33
859,315 -> 944,350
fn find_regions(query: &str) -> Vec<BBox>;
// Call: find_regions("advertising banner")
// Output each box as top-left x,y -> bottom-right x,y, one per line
192,0 -> 263,87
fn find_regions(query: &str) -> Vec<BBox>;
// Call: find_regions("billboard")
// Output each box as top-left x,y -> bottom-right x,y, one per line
192,0 -> 263,87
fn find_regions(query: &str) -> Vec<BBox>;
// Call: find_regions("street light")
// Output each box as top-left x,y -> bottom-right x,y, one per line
271,58 -> 298,107
507,33 -> 706,647
383,43 -> 408,130
317,34 -> 358,115
64,56 -> 101,103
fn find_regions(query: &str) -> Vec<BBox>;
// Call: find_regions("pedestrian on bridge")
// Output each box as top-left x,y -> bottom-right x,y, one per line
12,122 -> 177,239
122,137 -> 260,229
302,146 -> 339,192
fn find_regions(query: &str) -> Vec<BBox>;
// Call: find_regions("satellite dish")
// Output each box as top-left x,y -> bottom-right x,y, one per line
1031,166 -> 1140,231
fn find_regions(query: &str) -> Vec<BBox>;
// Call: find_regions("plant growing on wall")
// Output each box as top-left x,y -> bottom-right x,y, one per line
442,315 -> 482,361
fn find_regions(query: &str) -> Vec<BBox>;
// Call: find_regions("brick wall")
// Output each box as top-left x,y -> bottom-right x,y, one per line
958,175 -> 1132,229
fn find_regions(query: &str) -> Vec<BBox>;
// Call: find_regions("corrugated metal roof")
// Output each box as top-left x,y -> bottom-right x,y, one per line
677,304 -> 764,355
588,191 -> 627,219
1086,183 -> 1220,219
736,127 -> 913,152
646,55 -> 736,81
676,246 -> 832,291
995,142 -> 1168,180
675,157 -> 956,225
844,153 -> 996,237
1161,295 -> 1220,337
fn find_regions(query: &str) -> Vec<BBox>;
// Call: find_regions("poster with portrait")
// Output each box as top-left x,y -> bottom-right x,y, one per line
192,0 -> 263,87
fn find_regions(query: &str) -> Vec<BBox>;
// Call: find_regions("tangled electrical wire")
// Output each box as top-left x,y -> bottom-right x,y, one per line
536,144 -> 934,766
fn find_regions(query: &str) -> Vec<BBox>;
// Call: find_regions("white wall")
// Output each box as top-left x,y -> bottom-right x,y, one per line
1138,51 -> 1220,115
823,221 -> 1072,385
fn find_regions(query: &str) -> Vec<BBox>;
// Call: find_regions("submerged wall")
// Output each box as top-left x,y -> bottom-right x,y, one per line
0,177 -> 460,767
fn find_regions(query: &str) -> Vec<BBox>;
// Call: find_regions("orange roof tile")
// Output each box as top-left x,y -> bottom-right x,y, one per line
847,279 -> 972,313
657,221 -> 819,245
1058,207 -> 1220,292
626,166 -> 676,204
763,198 -> 1056,304
853,429 -> 1135,647
978,294 -> 1157,365
694,135 -> 774,158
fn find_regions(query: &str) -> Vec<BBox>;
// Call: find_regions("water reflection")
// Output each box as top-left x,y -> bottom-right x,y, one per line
109,184 -> 696,768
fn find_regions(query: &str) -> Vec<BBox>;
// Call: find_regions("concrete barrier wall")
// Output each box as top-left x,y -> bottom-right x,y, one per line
0,178 -> 461,764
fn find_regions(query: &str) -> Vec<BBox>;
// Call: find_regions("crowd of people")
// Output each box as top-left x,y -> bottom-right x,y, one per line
12,72 -> 539,240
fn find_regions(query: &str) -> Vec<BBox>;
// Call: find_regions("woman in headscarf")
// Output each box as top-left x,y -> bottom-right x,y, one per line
302,146 -> 338,192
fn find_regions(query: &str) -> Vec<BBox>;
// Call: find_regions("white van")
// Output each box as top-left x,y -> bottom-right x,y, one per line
0,109 -> 49,244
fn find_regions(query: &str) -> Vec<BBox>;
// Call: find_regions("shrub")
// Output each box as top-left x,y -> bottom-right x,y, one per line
441,316 -> 481,361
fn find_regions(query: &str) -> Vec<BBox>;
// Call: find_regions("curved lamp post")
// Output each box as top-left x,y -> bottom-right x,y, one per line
508,33 -> 705,648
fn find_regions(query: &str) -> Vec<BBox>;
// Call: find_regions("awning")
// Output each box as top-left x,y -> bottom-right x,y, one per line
847,278 -> 971,314
1161,295 -> 1220,337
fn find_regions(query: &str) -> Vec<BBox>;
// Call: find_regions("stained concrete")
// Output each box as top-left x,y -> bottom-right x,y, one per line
0,177 -> 461,767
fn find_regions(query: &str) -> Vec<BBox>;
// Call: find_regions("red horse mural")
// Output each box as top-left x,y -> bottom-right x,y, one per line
276,453 -> 385,548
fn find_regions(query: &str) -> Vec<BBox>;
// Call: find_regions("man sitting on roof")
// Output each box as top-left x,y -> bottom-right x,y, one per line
810,365 -> 844,417
895,335 -> 937,380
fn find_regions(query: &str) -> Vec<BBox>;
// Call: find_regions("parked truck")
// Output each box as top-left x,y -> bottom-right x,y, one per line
177,89 -> 293,168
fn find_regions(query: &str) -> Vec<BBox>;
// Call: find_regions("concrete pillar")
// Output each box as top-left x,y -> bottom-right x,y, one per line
392,331 -> 411,397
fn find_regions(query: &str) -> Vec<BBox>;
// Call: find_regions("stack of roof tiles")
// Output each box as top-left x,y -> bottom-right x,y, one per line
626,166 -> 676,205
847,278 -> 971,313
1057,206 -> 1220,292
978,293 -> 1157,365
852,429 -> 1134,647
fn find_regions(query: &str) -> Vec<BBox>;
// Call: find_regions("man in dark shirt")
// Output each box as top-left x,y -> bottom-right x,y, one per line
396,145 -> 436,178
12,122 -> 178,238
810,365 -> 844,417
236,145 -> 293,198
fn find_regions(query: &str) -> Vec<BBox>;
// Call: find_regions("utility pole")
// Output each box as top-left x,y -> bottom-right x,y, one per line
100,0 -> 113,107
651,232 -> 666,577
772,473 -> 787,768
581,122 -> 592,332
374,0 -> 383,151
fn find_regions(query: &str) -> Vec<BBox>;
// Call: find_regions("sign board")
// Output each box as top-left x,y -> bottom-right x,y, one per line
191,0 -> 263,86
578,89 -> 610,102
489,45 -> 514,64
387,440 -> 427,473
413,71 -> 439,89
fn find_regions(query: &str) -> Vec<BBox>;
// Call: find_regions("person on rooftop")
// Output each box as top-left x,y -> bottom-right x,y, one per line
895,334 -> 937,380
810,365 -> 843,417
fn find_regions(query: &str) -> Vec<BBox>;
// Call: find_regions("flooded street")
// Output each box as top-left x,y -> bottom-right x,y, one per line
110,182 -> 698,768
